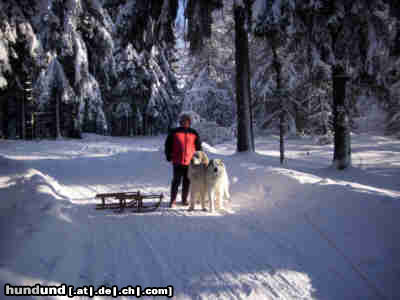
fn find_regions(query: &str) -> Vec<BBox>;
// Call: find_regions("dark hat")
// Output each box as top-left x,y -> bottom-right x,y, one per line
179,113 -> 192,124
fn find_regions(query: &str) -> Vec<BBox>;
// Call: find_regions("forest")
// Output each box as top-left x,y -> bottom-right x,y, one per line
0,0 -> 399,168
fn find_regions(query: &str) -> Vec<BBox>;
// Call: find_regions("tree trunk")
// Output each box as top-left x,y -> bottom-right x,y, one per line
132,115 -> 137,136
279,111 -> 285,164
129,115 -> 133,136
142,114 -> 147,136
126,115 -> 129,136
234,3 -> 254,152
389,1 -> 400,57
320,96 -> 327,135
332,66 -> 351,169
3,98 -> 8,139
55,92 -> 61,139
272,46 -> 285,164
21,95 -> 26,140
249,87 -> 255,151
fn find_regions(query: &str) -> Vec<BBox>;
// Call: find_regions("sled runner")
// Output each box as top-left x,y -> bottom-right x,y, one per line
95,191 -> 163,212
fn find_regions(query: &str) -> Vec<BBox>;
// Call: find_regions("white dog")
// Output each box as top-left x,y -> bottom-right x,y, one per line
188,151 -> 209,211
206,159 -> 230,213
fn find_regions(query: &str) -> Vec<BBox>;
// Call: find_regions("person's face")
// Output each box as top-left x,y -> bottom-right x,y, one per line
181,119 -> 190,128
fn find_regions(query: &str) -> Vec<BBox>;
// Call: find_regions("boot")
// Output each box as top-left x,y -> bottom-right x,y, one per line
170,181 -> 179,208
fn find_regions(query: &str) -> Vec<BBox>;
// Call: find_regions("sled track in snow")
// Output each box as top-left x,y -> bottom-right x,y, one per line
304,213 -> 387,300
155,206 -> 316,299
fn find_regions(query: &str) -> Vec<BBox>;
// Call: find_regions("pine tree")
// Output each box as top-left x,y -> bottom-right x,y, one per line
178,2 -> 236,127
185,0 -> 254,151
254,0 -> 393,169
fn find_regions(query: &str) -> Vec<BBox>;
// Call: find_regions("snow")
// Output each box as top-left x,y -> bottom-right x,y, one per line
36,57 -> 77,109
0,130 -> 399,299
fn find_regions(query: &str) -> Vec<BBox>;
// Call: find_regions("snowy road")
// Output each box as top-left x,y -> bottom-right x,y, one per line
0,134 -> 399,299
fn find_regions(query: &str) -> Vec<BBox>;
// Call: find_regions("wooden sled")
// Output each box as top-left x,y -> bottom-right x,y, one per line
95,191 -> 164,213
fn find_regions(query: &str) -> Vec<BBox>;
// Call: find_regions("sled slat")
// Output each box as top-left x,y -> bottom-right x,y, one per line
95,191 -> 163,213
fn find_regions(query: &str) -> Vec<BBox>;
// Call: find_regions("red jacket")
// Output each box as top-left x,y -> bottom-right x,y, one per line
165,127 -> 202,166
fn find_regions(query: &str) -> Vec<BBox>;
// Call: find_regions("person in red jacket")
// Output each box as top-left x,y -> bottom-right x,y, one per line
165,113 -> 202,208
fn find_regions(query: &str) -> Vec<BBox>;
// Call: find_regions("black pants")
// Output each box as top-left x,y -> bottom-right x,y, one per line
170,164 -> 190,204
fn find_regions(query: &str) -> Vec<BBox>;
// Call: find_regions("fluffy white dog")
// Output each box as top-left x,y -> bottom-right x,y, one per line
206,159 -> 230,213
188,151 -> 209,211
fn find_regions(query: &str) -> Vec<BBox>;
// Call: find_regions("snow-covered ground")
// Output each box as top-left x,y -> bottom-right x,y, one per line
0,131 -> 399,299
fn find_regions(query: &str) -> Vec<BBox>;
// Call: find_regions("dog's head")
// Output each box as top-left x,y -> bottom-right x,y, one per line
207,159 -> 226,176
191,151 -> 209,166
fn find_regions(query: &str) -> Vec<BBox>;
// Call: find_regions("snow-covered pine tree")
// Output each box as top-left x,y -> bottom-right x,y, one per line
302,0 -> 393,168
147,45 -> 180,132
0,0 -> 181,139
106,1 -> 180,136
184,0 -> 255,151
254,0 -> 393,169
253,0 -> 303,162
251,0 -> 333,141
384,2 -> 400,136
178,1 -> 236,128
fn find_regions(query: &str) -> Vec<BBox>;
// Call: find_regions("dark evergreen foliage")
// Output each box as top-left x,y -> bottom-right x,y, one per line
0,0 -> 180,139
